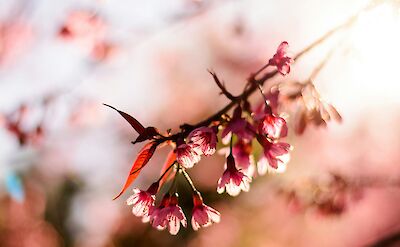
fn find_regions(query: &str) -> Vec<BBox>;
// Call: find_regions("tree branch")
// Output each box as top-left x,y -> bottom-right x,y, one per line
156,0 -> 384,144
208,70 -> 238,101
372,231 -> 400,247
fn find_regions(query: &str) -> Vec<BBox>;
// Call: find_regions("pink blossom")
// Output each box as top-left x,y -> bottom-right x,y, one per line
188,126 -> 217,156
59,11 -> 106,43
150,194 -> 187,235
258,114 -> 288,139
269,41 -> 294,75
221,107 -> 255,144
257,135 -> 291,174
176,143 -> 201,169
58,10 -> 112,61
232,139 -> 255,177
217,154 -> 251,196
253,89 -> 280,118
191,193 -> 221,231
91,40 -> 114,61
0,20 -> 33,66
126,182 -> 159,222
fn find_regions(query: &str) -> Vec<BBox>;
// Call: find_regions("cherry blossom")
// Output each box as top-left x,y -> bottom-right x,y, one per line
258,113 -> 288,139
150,194 -> 187,235
176,143 -> 201,169
103,35 -> 344,235
217,154 -> 251,196
0,20 -> 33,66
269,41 -> 294,75
221,106 -> 255,144
58,10 -> 114,61
58,10 -> 105,44
257,135 -> 291,174
191,193 -> 221,231
188,126 -> 218,156
232,139 -> 255,177
126,182 -> 159,222
253,89 -> 281,119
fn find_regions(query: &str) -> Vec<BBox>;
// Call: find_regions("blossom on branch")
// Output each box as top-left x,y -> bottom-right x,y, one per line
217,154 -> 252,196
150,194 -> 187,235
191,193 -> 221,231
105,37 -> 343,235
221,106 -> 255,144
231,139 -> 255,177
258,112 -> 288,140
257,135 -> 292,174
269,41 -> 294,75
126,182 -> 159,222
176,142 -> 201,169
188,126 -> 218,156
58,10 -> 115,61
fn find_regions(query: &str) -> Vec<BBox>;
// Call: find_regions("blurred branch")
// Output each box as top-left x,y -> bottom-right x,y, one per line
372,231 -> 400,247
278,172 -> 400,216
158,0 -> 387,143
292,0 -> 383,61
208,70 -> 238,101
308,43 -> 338,81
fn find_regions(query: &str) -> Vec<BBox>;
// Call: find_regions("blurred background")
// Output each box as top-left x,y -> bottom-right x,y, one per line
0,0 -> 400,246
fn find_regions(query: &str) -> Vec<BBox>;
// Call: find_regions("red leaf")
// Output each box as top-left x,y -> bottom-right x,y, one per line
103,104 -> 145,134
159,150 -> 176,189
113,142 -> 158,200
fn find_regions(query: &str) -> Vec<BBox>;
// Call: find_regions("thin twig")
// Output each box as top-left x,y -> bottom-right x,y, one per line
156,0 -> 384,144
208,70 -> 238,101
251,63 -> 270,80
256,82 -> 269,105
181,167 -> 198,193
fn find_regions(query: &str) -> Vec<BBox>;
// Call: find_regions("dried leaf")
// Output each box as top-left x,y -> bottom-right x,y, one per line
113,142 -> 158,200
320,102 -> 331,122
327,103 -> 342,123
294,107 -> 307,135
104,104 -> 145,134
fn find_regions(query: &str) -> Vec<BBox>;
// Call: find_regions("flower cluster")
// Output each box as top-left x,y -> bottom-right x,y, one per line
58,10 -> 114,61
280,174 -> 363,216
106,41 -> 341,234
127,183 -> 220,235
1,103 -> 46,147
0,95 -> 96,148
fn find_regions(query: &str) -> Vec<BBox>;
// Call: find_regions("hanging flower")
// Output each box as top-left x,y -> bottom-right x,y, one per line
232,139 -> 255,177
253,88 -> 281,119
258,113 -> 288,139
126,182 -> 159,222
191,192 -> 221,230
176,143 -> 201,169
217,154 -> 251,196
188,126 -> 218,156
269,41 -> 294,75
221,106 -> 255,144
257,135 -> 291,174
150,194 -> 187,235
